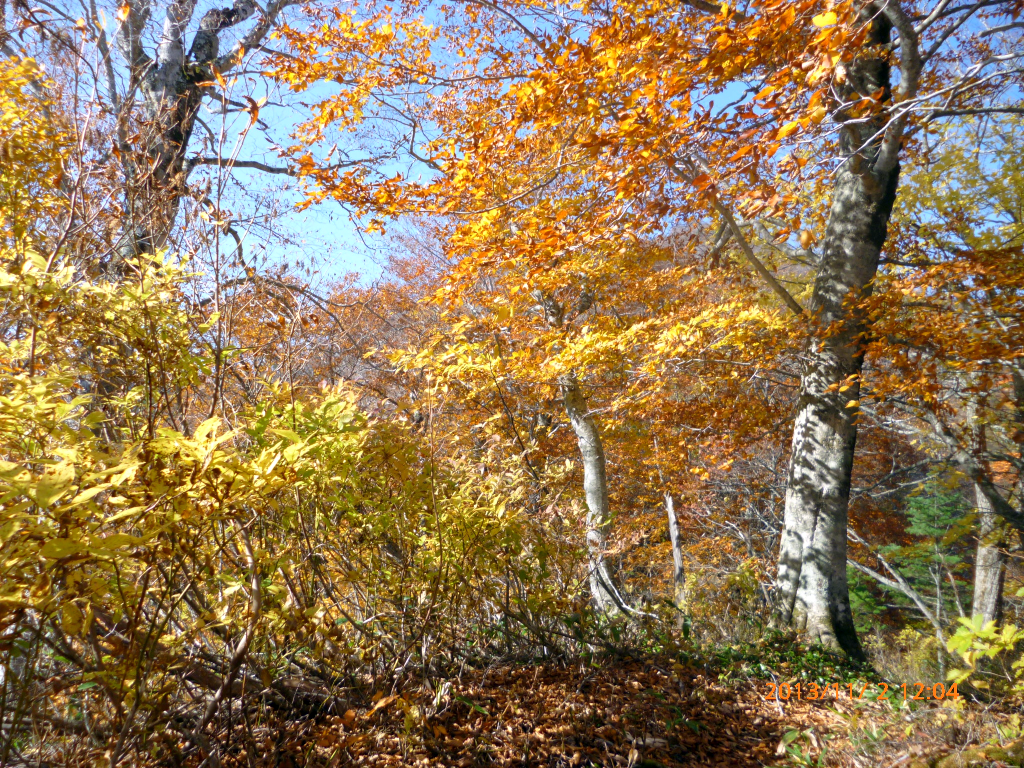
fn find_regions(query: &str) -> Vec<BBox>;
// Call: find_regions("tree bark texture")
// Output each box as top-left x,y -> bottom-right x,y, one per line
972,483 -> 1006,626
561,372 -> 622,614
114,0 -> 279,261
666,492 -> 687,625
533,288 -> 626,613
773,4 -> 904,661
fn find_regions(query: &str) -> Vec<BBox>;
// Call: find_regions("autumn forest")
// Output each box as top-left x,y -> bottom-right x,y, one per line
1,0 -> 1023,764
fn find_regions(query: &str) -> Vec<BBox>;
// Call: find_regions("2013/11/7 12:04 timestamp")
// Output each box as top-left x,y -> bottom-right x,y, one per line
765,682 -> 960,701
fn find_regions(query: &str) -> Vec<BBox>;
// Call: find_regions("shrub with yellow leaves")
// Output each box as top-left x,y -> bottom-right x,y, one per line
0,247 -> 585,765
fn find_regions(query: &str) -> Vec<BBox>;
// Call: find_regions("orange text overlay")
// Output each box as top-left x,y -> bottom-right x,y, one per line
765,682 -> 960,702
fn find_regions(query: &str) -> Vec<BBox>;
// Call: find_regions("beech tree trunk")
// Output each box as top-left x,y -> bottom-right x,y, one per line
114,0 -> 291,260
561,373 -> 622,614
972,484 -> 1006,626
773,3 -> 908,661
666,491 -> 687,625
968,398 -> 1006,626
532,288 -> 626,613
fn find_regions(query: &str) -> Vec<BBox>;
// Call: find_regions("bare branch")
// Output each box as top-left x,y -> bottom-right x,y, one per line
922,0 -> 987,63
189,156 -> 296,175
848,531 -> 944,637
216,0 -> 300,71
666,156 -> 806,318
928,106 -> 1024,119
115,0 -> 152,72
198,524 -> 261,733
914,0 -> 958,34
920,408 -> 1024,532
463,0 -> 546,53
874,0 -> 921,174
980,21 -> 1024,36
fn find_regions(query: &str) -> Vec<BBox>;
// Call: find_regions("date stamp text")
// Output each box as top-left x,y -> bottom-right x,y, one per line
764,682 -> 960,701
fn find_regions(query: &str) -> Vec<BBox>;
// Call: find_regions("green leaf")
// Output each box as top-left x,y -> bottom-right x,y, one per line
454,696 -> 489,715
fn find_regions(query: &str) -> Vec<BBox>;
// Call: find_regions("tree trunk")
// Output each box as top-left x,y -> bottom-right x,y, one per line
561,372 -> 623,613
773,4 -> 904,661
666,491 -> 687,625
533,287 -> 626,614
113,0 -> 280,262
972,483 -> 1006,625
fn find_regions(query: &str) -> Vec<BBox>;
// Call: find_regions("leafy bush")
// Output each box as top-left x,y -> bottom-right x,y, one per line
947,614 -> 1024,696
0,251 -> 587,765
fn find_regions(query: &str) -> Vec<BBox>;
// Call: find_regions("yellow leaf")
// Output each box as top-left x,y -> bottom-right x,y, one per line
68,486 -> 106,506
193,417 -> 223,443
845,400 -> 860,409
812,11 -> 837,27
40,538 -> 85,559
268,428 -> 302,443
0,460 -> 29,482
777,121 -> 800,139
32,462 -> 75,509
61,601 -> 83,635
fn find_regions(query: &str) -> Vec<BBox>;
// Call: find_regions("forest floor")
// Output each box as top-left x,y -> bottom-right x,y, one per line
205,640 -> 1024,768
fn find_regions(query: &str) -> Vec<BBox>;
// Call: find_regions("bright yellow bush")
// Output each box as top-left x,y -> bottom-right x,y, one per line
0,58 -> 69,247
0,248 -> 585,763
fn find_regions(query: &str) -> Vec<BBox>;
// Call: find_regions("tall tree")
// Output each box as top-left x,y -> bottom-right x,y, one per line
771,1 -> 915,659
866,115 -> 1024,629
272,0 -> 1022,655
972,486 -> 1007,625
113,0 -> 298,258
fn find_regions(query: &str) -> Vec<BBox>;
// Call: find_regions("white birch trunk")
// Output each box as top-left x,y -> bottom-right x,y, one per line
666,492 -> 687,625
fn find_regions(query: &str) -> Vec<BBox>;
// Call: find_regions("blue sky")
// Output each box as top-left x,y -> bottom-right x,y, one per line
79,0 -> 1022,294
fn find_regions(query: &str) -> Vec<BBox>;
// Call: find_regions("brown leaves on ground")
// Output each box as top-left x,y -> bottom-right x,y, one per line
200,658 -> 918,767
194,655 -> 1024,768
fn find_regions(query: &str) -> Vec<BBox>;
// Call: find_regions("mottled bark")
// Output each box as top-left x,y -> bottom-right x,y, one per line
965,395 -> 1007,626
560,372 -> 622,614
972,484 -> 1006,626
113,0 -> 285,260
666,492 -> 687,623
773,2 -> 916,660
533,288 -> 625,612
